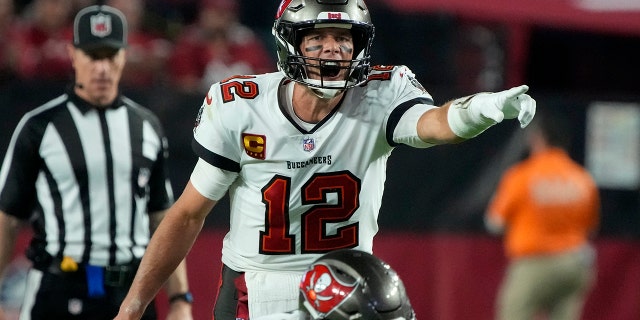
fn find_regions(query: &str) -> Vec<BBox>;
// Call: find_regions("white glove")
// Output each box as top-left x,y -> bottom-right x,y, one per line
447,85 -> 536,139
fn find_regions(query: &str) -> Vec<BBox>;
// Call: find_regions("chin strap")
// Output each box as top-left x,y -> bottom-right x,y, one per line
305,79 -> 347,99
310,87 -> 344,99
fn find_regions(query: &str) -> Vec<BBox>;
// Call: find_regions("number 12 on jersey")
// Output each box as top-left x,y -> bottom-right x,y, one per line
259,171 -> 361,254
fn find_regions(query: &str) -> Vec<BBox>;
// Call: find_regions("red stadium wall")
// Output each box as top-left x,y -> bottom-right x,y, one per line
152,230 -> 640,320
11,229 -> 640,319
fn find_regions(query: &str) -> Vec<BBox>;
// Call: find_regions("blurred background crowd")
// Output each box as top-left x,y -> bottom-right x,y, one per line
1,0 -> 637,99
0,0 -> 276,92
1,0 -> 639,319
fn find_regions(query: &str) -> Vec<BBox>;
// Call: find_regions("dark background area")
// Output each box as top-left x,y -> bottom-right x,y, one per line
1,0 -> 639,238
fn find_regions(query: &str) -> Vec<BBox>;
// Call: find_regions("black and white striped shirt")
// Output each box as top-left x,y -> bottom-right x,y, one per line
0,87 -> 174,266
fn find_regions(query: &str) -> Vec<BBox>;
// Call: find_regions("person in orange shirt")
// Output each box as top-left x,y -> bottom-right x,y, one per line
485,107 -> 600,320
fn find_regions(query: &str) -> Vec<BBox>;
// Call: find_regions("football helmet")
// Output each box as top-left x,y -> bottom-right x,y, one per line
273,0 -> 375,98
299,249 -> 416,320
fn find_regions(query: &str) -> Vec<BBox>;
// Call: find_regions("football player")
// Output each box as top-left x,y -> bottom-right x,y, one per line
115,0 -> 535,319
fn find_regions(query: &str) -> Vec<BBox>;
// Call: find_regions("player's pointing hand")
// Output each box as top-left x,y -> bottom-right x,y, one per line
447,85 -> 537,138
497,85 -> 536,128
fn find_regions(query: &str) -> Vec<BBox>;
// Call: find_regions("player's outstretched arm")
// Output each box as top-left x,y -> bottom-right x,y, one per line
416,85 -> 536,144
114,182 -> 216,320
447,85 -> 536,139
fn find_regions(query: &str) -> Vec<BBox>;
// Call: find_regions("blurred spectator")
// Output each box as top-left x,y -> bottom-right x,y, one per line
485,107 -> 600,320
71,0 -> 94,13
453,23 -> 505,95
107,0 -> 173,89
145,0 -> 198,32
10,0 -> 74,82
168,0 -> 274,94
0,0 -> 18,84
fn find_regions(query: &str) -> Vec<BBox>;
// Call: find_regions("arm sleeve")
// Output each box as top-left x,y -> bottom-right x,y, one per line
380,65 -> 436,148
145,112 -> 175,212
392,104 -> 437,148
190,158 -> 238,201
487,168 -> 522,226
192,85 -> 242,172
0,116 -> 41,219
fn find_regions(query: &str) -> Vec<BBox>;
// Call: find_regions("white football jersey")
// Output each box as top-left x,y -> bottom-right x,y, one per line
193,65 -> 436,272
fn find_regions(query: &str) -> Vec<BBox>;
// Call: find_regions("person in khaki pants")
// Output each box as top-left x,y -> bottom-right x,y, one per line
486,107 -> 600,320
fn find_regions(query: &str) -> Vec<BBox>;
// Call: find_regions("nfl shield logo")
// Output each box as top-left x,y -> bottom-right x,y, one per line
303,138 -> 315,152
90,13 -> 112,37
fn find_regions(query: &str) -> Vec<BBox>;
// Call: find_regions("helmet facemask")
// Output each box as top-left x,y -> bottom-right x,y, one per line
273,0 -> 375,98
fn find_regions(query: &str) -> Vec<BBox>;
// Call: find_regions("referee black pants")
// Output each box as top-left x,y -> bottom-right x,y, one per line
21,268 -> 157,320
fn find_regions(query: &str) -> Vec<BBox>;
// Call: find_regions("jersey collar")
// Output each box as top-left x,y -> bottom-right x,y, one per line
277,79 -> 346,134
66,84 -> 125,114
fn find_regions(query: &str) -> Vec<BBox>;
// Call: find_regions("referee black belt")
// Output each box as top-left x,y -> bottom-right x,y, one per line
43,258 -> 140,287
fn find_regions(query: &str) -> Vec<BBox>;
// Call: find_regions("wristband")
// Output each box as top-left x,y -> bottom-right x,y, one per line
447,94 -> 495,139
169,292 -> 193,304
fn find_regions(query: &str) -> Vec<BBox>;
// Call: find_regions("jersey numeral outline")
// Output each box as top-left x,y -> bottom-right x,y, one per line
220,68 -> 395,102
360,65 -> 394,86
220,75 -> 259,103
260,171 -> 361,254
